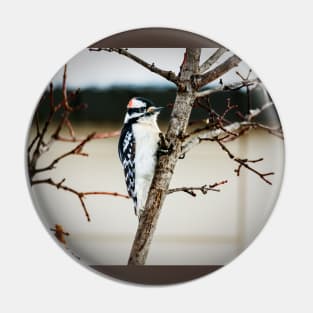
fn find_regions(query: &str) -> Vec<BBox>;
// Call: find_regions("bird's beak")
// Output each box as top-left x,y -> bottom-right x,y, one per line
153,107 -> 163,112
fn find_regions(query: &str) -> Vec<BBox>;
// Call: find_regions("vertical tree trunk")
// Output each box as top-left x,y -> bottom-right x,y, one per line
128,48 -> 201,265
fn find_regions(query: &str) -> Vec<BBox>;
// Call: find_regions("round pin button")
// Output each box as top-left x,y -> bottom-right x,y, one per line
26,28 -> 284,285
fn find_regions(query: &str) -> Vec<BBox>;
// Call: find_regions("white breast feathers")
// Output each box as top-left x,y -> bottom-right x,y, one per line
132,121 -> 160,214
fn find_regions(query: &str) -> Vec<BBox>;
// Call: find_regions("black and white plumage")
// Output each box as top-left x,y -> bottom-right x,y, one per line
118,97 -> 162,217
118,123 -> 137,209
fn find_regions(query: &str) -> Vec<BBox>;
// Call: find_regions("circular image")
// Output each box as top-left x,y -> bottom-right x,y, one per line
26,28 -> 284,285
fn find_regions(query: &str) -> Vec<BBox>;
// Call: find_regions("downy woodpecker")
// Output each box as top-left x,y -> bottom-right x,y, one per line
118,97 -> 163,217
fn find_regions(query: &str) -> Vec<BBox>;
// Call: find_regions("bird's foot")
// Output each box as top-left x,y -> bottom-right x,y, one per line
158,133 -> 173,156
137,209 -> 144,222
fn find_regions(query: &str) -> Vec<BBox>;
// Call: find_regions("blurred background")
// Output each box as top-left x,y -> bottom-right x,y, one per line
28,48 -> 284,265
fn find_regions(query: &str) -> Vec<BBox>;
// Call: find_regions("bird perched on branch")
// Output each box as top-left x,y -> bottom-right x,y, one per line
118,97 -> 163,218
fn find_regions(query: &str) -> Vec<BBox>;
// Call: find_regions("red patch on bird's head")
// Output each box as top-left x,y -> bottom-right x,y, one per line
127,99 -> 134,108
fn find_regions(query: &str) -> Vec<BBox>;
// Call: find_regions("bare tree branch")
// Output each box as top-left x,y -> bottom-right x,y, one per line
31,178 -> 91,221
182,121 -> 242,154
29,83 -> 57,175
195,78 -> 259,98
167,180 -> 228,196
32,132 -> 95,176
182,119 -> 282,155
61,64 -> 73,111
234,121 -> 283,139
52,88 -> 85,139
181,101 -> 280,154
195,55 -> 241,89
28,65 -> 131,222
52,130 -> 120,143
181,96 -> 278,185
31,178 -> 129,221
89,48 -> 181,87
199,48 -> 228,73
248,101 -> 273,120
28,66 -> 82,172
215,139 -> 274,185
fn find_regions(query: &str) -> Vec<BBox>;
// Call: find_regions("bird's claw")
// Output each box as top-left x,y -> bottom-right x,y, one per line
157,147 -> 170,157
158,133 -> 173,156
179,153 -> 186,159
137,209 -> 144,221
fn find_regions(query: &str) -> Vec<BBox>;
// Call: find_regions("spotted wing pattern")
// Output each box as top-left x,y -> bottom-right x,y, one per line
118,124 -> 137,209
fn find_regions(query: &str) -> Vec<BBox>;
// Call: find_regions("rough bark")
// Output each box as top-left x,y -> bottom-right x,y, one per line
128,49 -> 201,265
199,47 -> 227,73
196,55 -> 241,88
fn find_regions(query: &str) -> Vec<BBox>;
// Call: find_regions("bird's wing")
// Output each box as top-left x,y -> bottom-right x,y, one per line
118,124 -> 137,207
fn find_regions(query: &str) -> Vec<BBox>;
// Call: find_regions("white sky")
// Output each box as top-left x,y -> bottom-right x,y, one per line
51,48 -> 256,88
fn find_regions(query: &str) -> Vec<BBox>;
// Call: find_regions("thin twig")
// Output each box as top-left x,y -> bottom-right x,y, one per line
61,64 -> 72,111
167,180 -> 228,197
31,178 -> 129,221
182,99 -> 280,154
51,89 -> 82,140
83,191 -> 129,198
89,48 -> 181,86
31,178 -> 91,221
199,48 -> 228,73
29,83 -> 56,176
181,94 -> 278,185
33,132 -> 95,175
52,130 -> 120,142
28,64 -> 128,220
215,139 -> 274,185
195,78 -> 259,98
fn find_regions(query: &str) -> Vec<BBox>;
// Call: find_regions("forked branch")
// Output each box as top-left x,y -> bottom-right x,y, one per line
31,178 -> 129,221
215,139 -> 274,185
28,65 -> 129,221
181,95 -> 281,185
32,132 -> 95,175
182,99 -> 282,155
